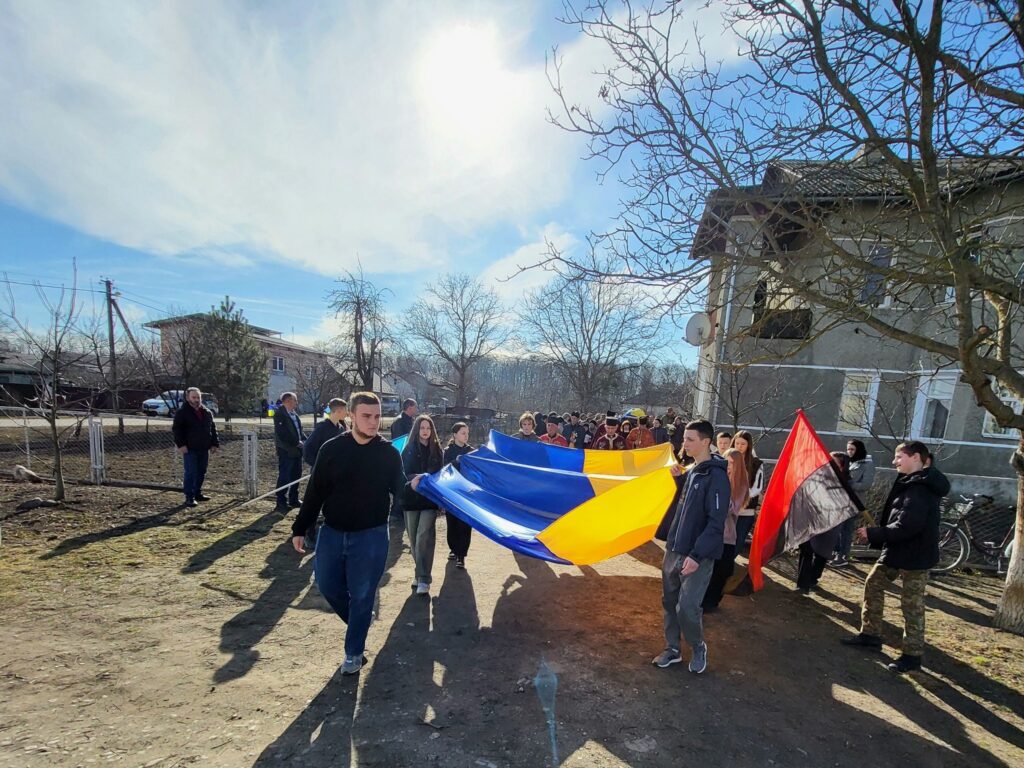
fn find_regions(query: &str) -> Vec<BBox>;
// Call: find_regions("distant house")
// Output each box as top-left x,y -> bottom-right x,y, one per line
144,315 -> 341,407
691,157 -> 1024,499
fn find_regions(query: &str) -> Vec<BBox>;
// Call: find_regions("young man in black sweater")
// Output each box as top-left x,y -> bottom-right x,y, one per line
292,391 -> 405,675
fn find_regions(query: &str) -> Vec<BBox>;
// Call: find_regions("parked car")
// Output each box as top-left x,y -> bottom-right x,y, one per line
141,391 -> 219,417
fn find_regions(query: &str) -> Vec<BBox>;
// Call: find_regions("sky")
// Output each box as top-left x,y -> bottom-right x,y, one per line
0,0 -> 740,363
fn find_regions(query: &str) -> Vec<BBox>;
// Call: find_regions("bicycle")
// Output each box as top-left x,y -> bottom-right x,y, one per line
933,494 -> 1016,575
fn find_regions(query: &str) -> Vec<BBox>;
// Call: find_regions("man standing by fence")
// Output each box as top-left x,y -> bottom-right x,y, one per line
172,387 -> 219,508
274,392 -> 305,514
390,398 -> 417,440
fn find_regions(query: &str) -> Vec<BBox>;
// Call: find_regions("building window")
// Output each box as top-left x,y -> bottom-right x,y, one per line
915,375 -> 956,440
982,384 -> 1023,439
272,356 -> 285,373
860,245 -> 892,308
837,372 -> 878,433
304,365 -> 314,379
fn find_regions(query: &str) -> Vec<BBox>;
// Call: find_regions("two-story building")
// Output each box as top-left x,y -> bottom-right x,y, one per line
691,157 -> 1024,500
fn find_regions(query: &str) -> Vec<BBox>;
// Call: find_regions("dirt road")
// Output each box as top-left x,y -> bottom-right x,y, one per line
1,482 -> 1022,767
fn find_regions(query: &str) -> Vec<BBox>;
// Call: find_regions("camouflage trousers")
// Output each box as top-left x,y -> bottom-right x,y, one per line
861,563 -> 928,656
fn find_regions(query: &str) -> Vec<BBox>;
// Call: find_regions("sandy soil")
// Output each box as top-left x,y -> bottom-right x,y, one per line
1,480 -> 1022,767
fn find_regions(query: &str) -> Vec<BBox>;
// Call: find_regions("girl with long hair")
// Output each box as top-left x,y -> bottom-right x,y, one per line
731,430 -> 764,552
402,415 -> 443,595
443,422 -> 474,569
702,448 -> 750,610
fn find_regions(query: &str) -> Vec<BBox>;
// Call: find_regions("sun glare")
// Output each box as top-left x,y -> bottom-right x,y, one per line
416,23 -> 524,162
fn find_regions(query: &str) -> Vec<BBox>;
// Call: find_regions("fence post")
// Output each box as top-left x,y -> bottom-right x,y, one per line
23,408 -> 31,470
88,414 -> 106,484
242,429 -> 259,499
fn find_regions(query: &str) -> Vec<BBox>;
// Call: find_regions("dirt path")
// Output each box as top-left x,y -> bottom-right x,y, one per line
1,481 -> 1022,767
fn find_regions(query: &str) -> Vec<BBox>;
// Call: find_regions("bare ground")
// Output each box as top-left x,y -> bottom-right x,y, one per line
1,480 -> 1022,768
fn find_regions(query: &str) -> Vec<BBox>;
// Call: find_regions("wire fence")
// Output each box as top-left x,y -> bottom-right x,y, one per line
0,407 -> 326,499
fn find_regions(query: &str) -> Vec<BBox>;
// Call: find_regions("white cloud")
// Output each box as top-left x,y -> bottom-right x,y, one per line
0,0 -> 579,274
480,223 -> 576,302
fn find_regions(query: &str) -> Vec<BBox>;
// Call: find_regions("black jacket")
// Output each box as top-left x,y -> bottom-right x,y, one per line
293,433 -> 405,534
172,405 -> 219,452
390,412 -> 413,440
273,408 -> 306,457
867,467 -> 950,570
443,442 -> 473,470
304,419 -> 342,467
402,441 -> 442,511
665,455 -> 730,561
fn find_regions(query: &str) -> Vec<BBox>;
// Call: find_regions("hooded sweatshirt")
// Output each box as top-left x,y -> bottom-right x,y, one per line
666,454 -> 731,561
866,466 -> 951,570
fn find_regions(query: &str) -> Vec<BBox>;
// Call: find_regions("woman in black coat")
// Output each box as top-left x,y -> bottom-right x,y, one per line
402,415 -> 443,596
443,422 -> 474,568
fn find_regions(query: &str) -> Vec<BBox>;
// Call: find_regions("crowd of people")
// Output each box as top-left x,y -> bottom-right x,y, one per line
169,389 -> 949,680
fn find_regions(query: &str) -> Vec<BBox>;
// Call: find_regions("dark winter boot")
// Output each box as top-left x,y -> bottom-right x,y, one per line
887,654 -> 922,674
840,633 -> 883,650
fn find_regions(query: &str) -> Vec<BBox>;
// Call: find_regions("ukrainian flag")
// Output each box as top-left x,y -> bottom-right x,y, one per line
417,430 -> 679,564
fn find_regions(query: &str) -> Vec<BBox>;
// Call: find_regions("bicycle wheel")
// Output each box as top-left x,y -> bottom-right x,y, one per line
933,522 -> 970,574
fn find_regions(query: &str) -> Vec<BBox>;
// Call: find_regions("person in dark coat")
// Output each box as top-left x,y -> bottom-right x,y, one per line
653,420 -> 730,675
443,421 -> 474,568
514,412 -> 541,442
172,387 -> 219,507
650,417 -> 669,445
273,392 -> 306,513
841,441 -> 950,674
299,398 -> 348,550
390,398 -> 418,440
402,414 -> 443,595
796,452 -> 851,592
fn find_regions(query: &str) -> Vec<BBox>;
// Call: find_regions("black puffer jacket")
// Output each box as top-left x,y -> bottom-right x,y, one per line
402,440 -> 442,511
867,467 -> 950,570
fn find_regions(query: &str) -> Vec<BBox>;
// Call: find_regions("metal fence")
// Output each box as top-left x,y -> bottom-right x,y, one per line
0,407 -> 320,500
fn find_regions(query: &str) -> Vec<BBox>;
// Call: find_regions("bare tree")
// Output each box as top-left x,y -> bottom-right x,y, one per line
402,274 -> 511,407
327,268 -> 393,392
547,0 -> 1024,631
519,267 -> 662,411
1,270 -> 87,501
294,344 -> 348,418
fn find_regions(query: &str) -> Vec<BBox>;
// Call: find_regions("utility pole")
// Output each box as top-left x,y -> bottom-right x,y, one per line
103,278 -> 120,420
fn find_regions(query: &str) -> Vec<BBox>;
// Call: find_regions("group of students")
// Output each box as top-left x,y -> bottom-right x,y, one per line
287,393 -> 950,680
513,409 -> 682,451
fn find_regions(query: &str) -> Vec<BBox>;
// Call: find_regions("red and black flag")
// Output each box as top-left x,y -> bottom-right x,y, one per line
747,410 -> 862,591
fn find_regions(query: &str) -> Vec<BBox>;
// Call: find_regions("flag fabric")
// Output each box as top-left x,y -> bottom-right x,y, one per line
392,433 -> 408,454
747,410 -> 861,590
417,430 -> 679,564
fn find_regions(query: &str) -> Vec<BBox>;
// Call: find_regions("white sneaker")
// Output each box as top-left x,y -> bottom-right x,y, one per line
415,582 -> 430,595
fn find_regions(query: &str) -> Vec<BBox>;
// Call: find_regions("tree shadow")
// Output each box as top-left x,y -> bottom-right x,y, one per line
213,539 -> 315,684
38,496 -> 240,560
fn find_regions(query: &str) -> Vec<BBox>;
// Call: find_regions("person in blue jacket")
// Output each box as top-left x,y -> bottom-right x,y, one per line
652,419 -> 730,675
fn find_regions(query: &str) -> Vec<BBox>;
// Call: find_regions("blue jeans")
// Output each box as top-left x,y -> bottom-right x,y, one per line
182,449 -> 209,501
836,517 -> 857,558
735,514 -> 757,551
276,454 -> 302,505
315,523 -> 389,658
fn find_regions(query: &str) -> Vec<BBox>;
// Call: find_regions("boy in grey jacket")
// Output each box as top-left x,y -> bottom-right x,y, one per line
653,420 -> 730,674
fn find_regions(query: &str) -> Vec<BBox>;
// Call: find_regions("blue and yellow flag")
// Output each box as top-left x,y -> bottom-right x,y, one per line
417,430 -> 679,564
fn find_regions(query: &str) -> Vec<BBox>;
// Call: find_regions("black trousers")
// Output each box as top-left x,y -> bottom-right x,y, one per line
446,514 -> 473,558
702,543 -> 737,608
797,542 -> 828,589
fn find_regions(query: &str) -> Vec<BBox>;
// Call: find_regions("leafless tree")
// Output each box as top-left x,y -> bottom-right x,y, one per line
402,274 -> 511,407
327,268 -> 393,392
1,270 -> 88,501
519,265 -> 662,411
294,344 -> 349,418
547,0 -> 1024,631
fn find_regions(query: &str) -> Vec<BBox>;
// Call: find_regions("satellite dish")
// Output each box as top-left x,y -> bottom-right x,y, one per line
684,313 -> 713,347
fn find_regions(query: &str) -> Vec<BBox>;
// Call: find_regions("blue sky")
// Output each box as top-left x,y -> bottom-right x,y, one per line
0,1 -> 737,361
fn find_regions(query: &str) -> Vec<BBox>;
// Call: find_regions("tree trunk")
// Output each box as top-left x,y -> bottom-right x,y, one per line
994,436 -> 1024,634
49,413 -> 65,502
